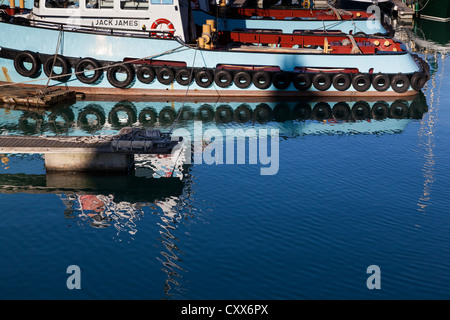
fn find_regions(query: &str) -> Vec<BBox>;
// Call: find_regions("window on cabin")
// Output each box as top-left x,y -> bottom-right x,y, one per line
86,0 -> 113,9
45,0 -> 79,8
120,0 -> 149,10
150,0 -> 173,4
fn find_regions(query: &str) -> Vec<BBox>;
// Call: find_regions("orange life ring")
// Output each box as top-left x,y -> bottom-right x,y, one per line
151,18 -> 175,38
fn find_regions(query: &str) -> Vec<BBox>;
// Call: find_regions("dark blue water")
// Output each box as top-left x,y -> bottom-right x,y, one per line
1,36 -> 449,300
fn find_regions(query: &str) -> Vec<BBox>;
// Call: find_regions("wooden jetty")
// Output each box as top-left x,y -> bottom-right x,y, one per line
0,129 -> 182,173
391,0 -> 415,22
0,85 -> 77,107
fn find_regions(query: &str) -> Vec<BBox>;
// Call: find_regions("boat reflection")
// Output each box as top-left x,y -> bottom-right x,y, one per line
0,92 -> 429,298
0,93 -> 428,137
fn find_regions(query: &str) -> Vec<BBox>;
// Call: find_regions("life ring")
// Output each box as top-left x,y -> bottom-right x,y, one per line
214,69 -> 233,88
197,104 -> 215,122
235,104 -> 252,123
293,102 -> 311,121
410,71 -> 427,91
272,72 -> 291,90
48,108 -> 75,134
253,103 -> 273,123
215,105 -> 234,123
352,73 -> 371,92
351,101 -> 371,120
332,73 -> 351,91
312,73 -> 332,91
77,104 -> 106,133
292,73 -> 312,91
391,73 -> 410,93
312,102 -> 331,120
43,55 -> 71,82
137,65 -> 156,84
108,101 -> 137,128
175,68 -> 194,86
371,73 -> 390,92
151,18 -> 175,38
106,63 -> 135,89
332,102 -> 350,120
76,58 -> 103,84
371,101 -> 389,119
234,71 -> 252,89
195,69 -> 214,88
252,71 -> 271,89
138,107 -> 157,126
389,100 -> 409,119
156,66 -> 175,85
14,51 -> 41,78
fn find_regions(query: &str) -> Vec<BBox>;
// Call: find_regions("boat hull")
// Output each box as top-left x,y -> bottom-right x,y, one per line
418,0 -> 450,22
0,21 -> 422,98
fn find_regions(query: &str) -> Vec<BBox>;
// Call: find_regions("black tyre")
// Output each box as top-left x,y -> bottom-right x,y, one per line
108,101 -> 137,128
389,100 -> 409,119
410,71 -> 427,91
292,73 -> 312,90
214,69 -> 233,88
195,69 -> 214,88
312,73 -> 332,91
107,63 -> 135,89
76,58 -> 103,84
234,70 -> 252,89
13,51 -> 41,78
352,73 -> 371,92
332,102 -> 350,121
312,102 -> 331,121
156,66 -> 175,85
272,72 -> 291,90
138,107 -> 158,126
391,73 -> 410,93
372,73 -> 390,92
332,73 -> 351,91
43,55 -> 72,82
175,68 -> 194,86
351,101 -> 371,120
293,102 -> 311,121
136,65 -> 156,84
252,71 -> 271,89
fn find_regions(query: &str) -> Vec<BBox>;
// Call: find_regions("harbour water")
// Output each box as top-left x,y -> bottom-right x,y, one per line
0,19 -> 449,300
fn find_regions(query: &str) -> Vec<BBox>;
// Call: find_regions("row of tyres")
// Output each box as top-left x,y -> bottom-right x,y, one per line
10,98 -> 428,135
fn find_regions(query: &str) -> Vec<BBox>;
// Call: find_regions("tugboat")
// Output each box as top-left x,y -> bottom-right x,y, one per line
0,0 -> 429,98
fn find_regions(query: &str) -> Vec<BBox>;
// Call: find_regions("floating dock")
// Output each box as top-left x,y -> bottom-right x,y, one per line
0,129 -> 182,173
0,85 -> 77,107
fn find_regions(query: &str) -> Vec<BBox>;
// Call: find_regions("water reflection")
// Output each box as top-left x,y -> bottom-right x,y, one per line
0,92 -> 430,298
0,94 -> 428,137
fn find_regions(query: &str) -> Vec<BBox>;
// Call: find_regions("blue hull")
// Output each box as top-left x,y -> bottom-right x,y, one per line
0,21 -> 421,97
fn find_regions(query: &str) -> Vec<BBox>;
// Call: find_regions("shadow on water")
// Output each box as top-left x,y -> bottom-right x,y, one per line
0,91 -> 429,298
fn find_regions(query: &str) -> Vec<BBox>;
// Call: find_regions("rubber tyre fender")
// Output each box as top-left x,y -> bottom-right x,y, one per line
253,103 -> 273,122
175,68 -> 194,86
332,102 -> 350,121
195,69 -> 214,88
351,101 -> 371,120
410,71 -> 427,91
43,55 -> 71,82
332,73 -> 351,91
312,73 -> 332,91
214,69 -> 233,88
159,107 -> 177,125
235,104 -> 252,123
293,102 -> 311,121
48,108 -> 75,134
272,72 -> 291,90
312,102 -> 331,121
18,112 -> 44,134
107,63 -> 135,89
108,101 -> 137,128
215,105 -> 234,123
234,70 -> 252,89
138,107 -> 158,126
76,58 -> 103,84
389,100 -> 409,119
156,66 -> 175,85
292,73 -> 312,91
371,101 -> 389,120
252,71 -> 271,89
196,104 -> 215,122
77,104 -> 106,133
391,73 -> 410,94
352,73 -> 371,92
14,51 -> 41,78
372,73 -> 390,92
136,65 -> 156,84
